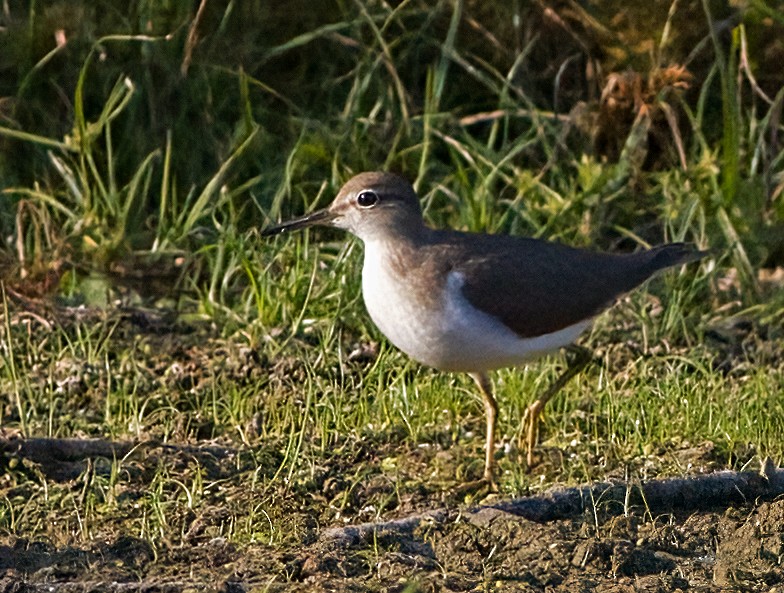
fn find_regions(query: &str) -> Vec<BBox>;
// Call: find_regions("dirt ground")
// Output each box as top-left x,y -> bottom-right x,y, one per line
2,485 -> 784,592
1,305 -> 783,592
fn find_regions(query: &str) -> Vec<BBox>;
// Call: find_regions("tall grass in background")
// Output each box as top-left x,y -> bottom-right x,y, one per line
0,0 -> 781,322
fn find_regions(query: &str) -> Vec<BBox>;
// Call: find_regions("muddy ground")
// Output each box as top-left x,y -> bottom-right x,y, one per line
1,304 -> 783,592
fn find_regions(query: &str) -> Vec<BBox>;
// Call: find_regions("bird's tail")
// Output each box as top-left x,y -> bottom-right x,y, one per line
644,242 -> 710,273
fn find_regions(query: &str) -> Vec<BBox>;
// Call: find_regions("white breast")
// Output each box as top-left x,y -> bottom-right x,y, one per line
361,241 -> 592,373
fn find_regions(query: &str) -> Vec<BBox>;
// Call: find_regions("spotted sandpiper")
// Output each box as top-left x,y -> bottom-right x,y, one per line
263,172 -> 707,488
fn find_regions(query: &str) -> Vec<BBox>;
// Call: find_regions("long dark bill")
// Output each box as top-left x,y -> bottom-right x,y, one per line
261,208 -> 336,237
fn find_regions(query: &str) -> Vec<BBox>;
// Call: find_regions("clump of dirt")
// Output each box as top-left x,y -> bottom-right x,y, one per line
296,500 -> 784,592
714,502 -> 784,587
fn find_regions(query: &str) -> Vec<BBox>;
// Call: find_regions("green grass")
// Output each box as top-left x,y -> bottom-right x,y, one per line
2,285 -> 783,548
0,1 -> 783,589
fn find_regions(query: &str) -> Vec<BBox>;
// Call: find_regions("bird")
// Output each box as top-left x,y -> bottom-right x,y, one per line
262,171 -> 707,489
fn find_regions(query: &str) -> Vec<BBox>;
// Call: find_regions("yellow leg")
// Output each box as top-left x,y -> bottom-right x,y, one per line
469,371 -> 498,489
522,345 -> 591,466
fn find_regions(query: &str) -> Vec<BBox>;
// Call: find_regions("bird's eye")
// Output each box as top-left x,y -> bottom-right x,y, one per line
356,190 -> 379,208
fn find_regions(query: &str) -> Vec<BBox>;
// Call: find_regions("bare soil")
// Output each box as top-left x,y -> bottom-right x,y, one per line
3,491 -> 784,592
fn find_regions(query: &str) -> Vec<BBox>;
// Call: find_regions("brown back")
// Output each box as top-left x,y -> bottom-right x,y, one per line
421,231 -> 701,338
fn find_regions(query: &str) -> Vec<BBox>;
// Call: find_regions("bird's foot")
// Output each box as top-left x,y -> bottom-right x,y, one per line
453,474 -> 498,499
524,449 -> 539,469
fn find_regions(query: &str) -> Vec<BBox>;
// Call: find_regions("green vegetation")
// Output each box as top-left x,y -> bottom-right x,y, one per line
1,0 -> 783,589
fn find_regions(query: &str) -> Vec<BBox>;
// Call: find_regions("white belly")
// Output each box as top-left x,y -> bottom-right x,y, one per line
361,244 -> 591,372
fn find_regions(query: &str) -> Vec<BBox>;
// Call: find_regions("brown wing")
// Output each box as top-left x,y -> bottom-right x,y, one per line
439,233 -> 683,338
